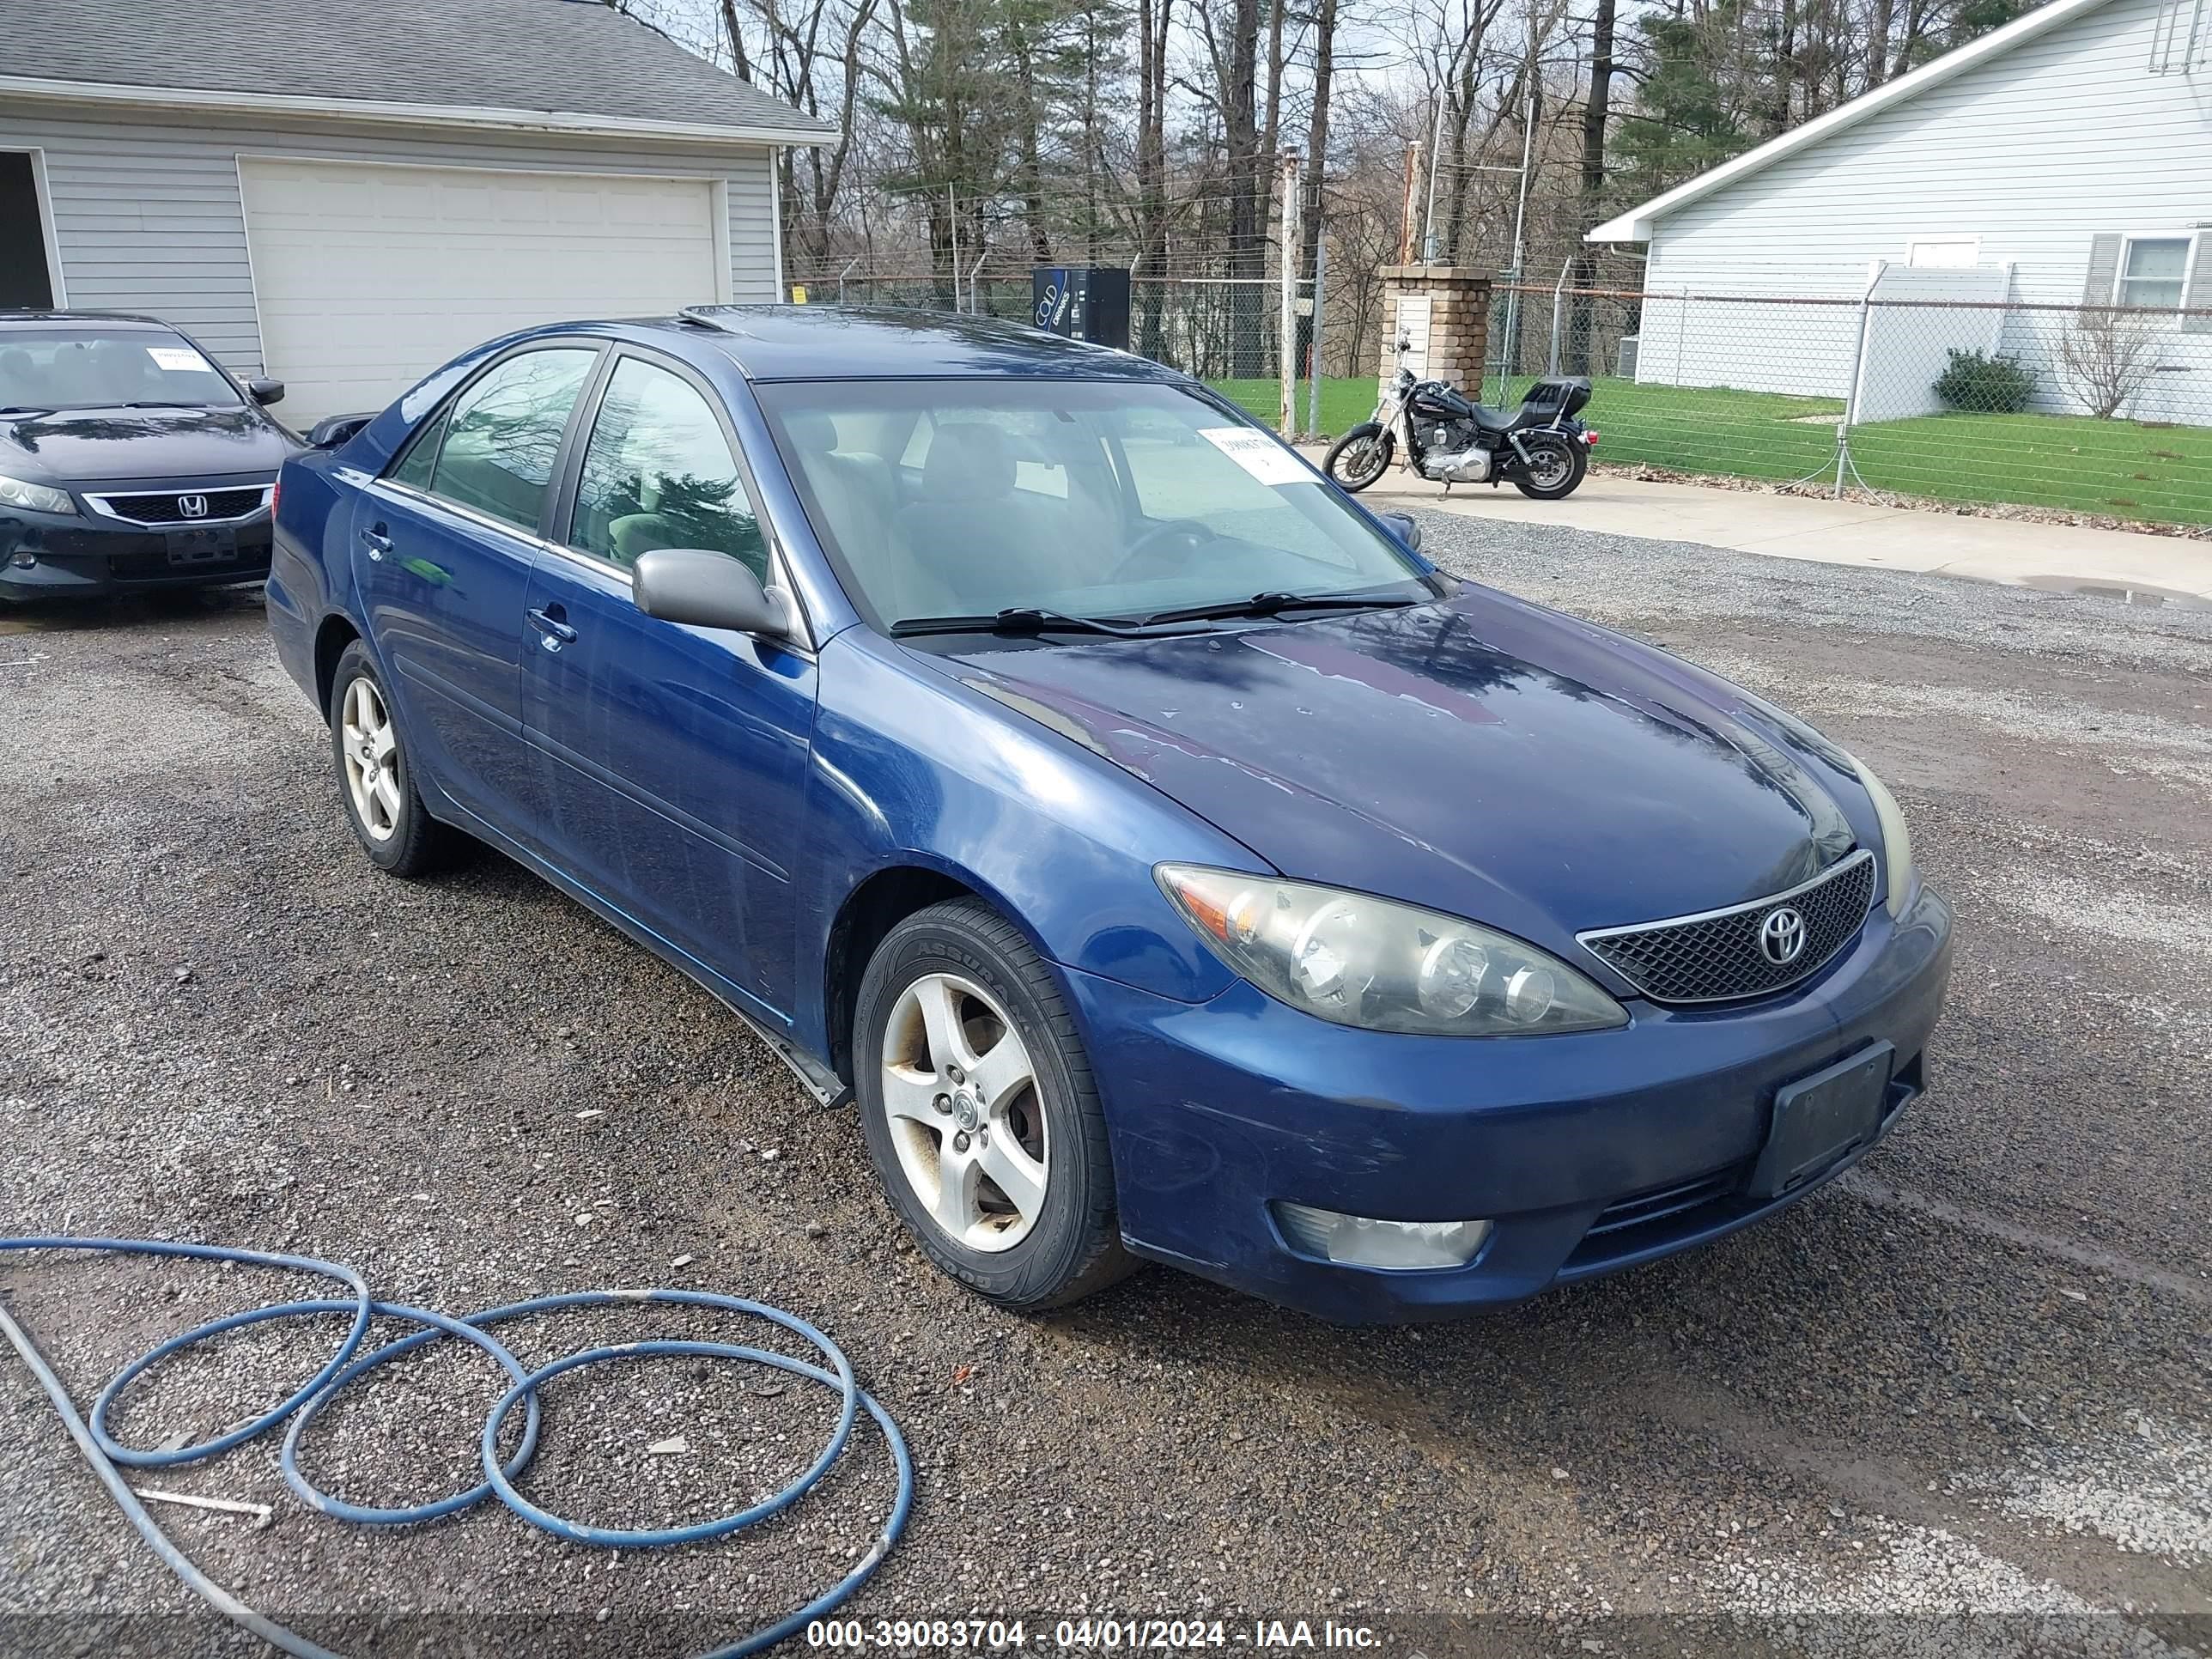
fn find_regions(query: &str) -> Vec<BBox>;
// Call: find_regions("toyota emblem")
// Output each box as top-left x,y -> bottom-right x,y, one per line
1759,906 -> 1808,965
178,494 -> 210,519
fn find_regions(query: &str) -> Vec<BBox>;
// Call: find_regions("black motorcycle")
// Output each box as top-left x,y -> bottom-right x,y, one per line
1324,356 -> 1595,501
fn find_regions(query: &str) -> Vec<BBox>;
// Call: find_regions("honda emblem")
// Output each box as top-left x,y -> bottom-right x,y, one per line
178,494 -> 210,520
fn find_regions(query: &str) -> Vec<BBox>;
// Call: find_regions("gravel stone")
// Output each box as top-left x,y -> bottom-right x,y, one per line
0,546 -> 2206,1656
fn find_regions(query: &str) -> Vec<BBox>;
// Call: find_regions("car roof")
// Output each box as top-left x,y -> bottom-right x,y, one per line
0,310 -> 175,330
611,306 -> 1194,385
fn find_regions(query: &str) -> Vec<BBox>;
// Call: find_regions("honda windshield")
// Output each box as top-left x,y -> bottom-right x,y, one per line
0,328 -> 245,413
757,379 -> 1435,633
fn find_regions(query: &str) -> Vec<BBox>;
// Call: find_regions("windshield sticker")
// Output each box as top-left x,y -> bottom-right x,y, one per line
1199,426 -> 1312,486
147,346 -> 213,374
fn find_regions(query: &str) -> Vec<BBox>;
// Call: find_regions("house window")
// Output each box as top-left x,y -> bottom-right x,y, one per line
1906,238 -> 1979,269
2118,237 -> 2192,310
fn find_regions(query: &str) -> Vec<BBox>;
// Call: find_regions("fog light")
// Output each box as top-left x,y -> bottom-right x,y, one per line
10,553 -> 33,569
1273,1202 -> 1492,1270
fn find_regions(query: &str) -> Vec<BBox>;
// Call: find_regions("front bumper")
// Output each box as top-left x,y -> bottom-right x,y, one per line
0,501 -> 273,600
1066,886 -> 1953,1322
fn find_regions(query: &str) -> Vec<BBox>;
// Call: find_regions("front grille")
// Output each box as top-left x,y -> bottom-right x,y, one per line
90,486 -> 268,526
1577,849 -> 1876,1005
1561,1166 -> 1745,1273
1583,1168 -> 1741,1240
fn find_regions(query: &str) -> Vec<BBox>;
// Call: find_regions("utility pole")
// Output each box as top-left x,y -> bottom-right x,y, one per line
1500,72 -> 1539,388
1278,151 -> 1301,435
947,185 -> 961,312
1421,98 -> 1445,263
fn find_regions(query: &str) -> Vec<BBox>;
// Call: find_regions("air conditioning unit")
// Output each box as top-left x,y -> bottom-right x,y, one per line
1616,335 -> 1640,378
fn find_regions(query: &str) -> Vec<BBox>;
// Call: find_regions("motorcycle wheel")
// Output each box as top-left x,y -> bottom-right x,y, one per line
1510,434 -> 1587,500
1323,424 -> 1395,493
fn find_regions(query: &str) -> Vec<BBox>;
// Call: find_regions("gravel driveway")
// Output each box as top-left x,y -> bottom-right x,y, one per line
2,519 -> 2207,1659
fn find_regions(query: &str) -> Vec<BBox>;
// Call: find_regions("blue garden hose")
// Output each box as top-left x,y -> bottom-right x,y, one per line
0,1236 -> 914,1658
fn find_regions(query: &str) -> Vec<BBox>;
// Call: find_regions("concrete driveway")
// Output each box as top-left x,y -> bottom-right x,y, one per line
1313,458 -> 2212,605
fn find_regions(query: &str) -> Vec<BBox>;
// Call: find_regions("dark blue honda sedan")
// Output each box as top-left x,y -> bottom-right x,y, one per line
266,307 -> 1950,1322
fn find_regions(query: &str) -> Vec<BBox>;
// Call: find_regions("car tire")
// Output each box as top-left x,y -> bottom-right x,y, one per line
853,897 -> 1133,1311
327,640 -> 455,878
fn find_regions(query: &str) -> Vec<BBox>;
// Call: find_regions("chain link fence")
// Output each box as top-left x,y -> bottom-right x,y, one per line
1486,271 -> 2212,529
797,247 -> 2212,529
816,271 -> 1324,434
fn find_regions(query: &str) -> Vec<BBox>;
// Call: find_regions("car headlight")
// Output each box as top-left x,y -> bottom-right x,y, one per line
1157,865 -> 1628,1036
1845,754 -> 1915,917
0,474 -> 74,515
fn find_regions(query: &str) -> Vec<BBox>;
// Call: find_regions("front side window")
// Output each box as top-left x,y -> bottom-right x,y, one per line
2119,238 -> 2191,311
0,326 -> 242,413
415,348 -> 597,533
759,379 -> 1428,630
569,357 -> 765,578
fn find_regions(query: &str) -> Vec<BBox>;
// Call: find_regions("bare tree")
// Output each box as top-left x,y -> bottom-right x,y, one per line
1565,0 -> 1615,372
1189,0 -> 1268,372
722,0 -> 882,270
2057,307 -> 2163,420
1133,0 -> 1175,353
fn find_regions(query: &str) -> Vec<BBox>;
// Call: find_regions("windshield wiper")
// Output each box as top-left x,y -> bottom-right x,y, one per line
0,405 -> 52,416
120,400 -> 216,410
1140,590 -> 1423,627
890,606 -> 1159,639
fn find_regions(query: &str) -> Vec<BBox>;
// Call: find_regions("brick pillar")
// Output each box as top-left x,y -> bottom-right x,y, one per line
1378,265 -> 1492,393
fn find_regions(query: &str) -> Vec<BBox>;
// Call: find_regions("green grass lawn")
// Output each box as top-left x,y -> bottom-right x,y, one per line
1208,374 -> 2212,528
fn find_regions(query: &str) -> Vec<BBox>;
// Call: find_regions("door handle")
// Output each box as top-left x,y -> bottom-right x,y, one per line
527,605 -> 579,649
360,524 -> 392,562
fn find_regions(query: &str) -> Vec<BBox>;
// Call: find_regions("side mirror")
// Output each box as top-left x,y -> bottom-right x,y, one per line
633,547 -> 790,637
306,412 -> 374,449
247,378 -> 286,406
1377,510 -> 1423,553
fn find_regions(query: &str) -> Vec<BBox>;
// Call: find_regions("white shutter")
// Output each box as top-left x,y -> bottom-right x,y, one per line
2181,234 -> 2212,334
2081,234 -> 2123,305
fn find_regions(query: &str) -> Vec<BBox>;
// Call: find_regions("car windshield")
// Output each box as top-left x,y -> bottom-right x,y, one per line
0,327 -> 244,413
757,379 -> 1432,631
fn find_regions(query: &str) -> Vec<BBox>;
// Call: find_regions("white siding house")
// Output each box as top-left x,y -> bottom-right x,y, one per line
0,0 -> 829,420
1589,0 -> 2212,424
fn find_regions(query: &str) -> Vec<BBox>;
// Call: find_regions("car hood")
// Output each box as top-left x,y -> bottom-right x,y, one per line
0,407 -> 293,484
937,592 -> 1862,943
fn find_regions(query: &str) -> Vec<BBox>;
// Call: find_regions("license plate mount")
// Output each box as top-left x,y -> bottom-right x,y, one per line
1747,1042 -> 1894,1200
165,526 -> 239,566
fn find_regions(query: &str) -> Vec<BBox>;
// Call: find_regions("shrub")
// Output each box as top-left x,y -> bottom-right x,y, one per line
1933,348 -> 2039,414
2057,308 -> 2160,420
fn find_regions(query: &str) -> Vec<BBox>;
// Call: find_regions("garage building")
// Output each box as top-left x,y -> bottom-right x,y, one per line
0,0 -> 829,419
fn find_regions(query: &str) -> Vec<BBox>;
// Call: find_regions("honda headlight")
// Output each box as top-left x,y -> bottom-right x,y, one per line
1157,866 -> 1628,1036
0,475 -> 74,515
1844,754 -> 1915,918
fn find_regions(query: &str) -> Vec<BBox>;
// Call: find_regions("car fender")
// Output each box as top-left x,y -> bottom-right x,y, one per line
266,448 -> 372,714
793,627 -> 1256,1061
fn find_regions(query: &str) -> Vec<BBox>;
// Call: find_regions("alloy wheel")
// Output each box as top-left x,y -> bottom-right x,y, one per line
339,677 -> 402,843
878,971 -> 1049,1252
1525,442 -> 1573,490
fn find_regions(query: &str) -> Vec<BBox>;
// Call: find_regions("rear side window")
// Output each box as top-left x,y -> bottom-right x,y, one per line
388,407 -> 448,491
401,348 -> 597,533
568,356 -> 765,578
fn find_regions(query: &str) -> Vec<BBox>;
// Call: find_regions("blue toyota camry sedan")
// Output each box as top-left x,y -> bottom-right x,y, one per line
266,307 -> 1951,1322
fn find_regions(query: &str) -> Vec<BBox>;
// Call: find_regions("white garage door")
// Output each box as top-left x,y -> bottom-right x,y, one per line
239,158 -> 724,419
